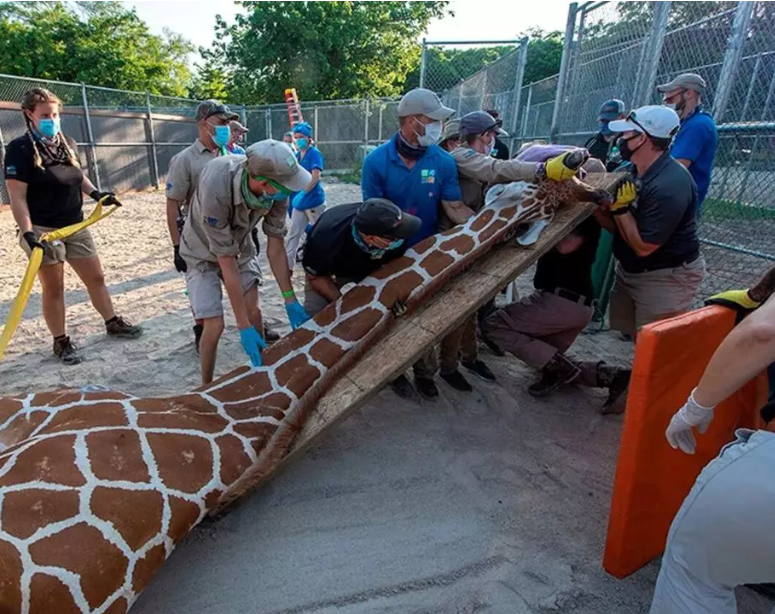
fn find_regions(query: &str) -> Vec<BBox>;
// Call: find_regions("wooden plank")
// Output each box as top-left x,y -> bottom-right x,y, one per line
276,202 -> 596,470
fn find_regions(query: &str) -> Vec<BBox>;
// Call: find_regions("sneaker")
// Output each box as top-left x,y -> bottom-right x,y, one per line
390,373 -> 415,399
53,336 -> 82,365
462,359 -> 497,382
601,368 -> 631,415
415,377 -> 439,400
106,316 -> 143,339
528,354 -> 581,397
264,325 -> 280,344
441,369 -> 473,392
193,324 -> 203,355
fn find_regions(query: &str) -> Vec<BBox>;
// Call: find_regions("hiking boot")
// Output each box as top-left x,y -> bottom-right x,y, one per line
528,354 -> 581,397
53,336 -> 82,365
264,325 -> 280,343
462,359 -> 497,382
478,327 -> 505,357
105,316 -> 143,339
601,367 -> 631,415
193,324 -> 203,355
415,377 -> 439,400
441,369 -> 473,392
390,373 -> 415,399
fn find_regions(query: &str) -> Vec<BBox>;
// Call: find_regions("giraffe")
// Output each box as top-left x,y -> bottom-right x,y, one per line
0,169 -> 611,613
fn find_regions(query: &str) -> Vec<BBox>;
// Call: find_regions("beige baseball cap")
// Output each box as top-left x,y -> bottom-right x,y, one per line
657,73 -> 707,93
246,140 -> 311,192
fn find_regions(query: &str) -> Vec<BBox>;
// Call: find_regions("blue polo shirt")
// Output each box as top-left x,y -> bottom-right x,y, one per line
293,146 -> 326,210
670,106 -> 718,210
361,133 -> 462,247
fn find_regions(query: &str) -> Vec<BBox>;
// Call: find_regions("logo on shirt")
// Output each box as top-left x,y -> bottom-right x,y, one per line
205,216 -> 219,227
420,169 -> 436,184
6,165 -> 16,176
166,181 -> 173,191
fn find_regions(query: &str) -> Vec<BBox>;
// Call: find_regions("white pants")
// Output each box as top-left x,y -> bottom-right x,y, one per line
651,429 -> 775,613
286,205 -> 325,269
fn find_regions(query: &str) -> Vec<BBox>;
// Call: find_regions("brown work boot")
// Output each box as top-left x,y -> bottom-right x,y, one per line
528,354 -> 581,397
600,365 -> 631,415
105,316 -> 143,339
53,335 -> 82,365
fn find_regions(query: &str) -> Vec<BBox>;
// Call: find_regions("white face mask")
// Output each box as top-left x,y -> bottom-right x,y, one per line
664,102 -> 678,111
415,119 -> 442,147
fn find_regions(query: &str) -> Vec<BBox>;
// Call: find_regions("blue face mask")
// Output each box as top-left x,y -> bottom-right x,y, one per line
295,137 -> 308,150
38,118 -> 60,139
213,125 -> 230,148
599,121 -> 613,137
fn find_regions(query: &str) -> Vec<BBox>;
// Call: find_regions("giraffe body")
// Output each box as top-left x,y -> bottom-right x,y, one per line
0,176 -> 606,613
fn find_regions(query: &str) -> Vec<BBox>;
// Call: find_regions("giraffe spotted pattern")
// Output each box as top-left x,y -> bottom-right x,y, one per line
0,176 -> 607,613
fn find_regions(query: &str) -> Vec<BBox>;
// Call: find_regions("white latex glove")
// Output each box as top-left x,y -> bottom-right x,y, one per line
665,388 -> 715,454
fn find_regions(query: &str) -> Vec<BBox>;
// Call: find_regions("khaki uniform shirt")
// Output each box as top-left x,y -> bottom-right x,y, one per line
180,155 -> 288,267
166,139 -> 220,215
451,145 -> 538,213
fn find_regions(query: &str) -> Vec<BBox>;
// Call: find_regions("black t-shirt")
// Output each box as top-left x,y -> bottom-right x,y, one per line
302,203 -> 407,281
584,132 -> 622,172
493,137 -> 510,161
3,135 -> 85,228
613,152 -> 699,273
534,217 -> 601,297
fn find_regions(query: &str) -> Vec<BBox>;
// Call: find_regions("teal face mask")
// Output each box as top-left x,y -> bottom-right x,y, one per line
38,118 -> 60,139
213,125 -> 230,148
295,137 -> 308,150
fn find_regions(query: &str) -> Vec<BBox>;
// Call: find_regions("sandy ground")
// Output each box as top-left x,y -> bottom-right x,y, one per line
1,179 -> 772,613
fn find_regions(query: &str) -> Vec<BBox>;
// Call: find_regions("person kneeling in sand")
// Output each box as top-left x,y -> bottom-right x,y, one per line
301,198 -> 421,316
179,139 -> 312,385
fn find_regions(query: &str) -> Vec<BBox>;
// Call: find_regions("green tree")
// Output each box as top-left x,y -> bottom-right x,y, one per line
522,29 -> 563,85
0,1 -> 194,97
207,1 -> 451,104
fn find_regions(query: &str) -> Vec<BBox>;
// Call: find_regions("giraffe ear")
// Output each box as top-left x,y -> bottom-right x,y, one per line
516,219 -> 552,246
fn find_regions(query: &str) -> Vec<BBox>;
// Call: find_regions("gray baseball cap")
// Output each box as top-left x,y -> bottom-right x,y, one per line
355,198 -> 421,239
397,88 -> 454,120
459,111 -> 508,138
657,73 -> 707,93
598,99 -> 626,121
246,139 -> 311,192
229,120 -> 248,134
196,99 -> 239,122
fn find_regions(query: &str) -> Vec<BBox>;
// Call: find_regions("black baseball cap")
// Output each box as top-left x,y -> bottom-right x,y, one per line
459,111 -> 508,138
354,198 -> 421,239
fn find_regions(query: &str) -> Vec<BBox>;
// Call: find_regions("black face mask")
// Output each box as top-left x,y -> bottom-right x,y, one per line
395,131 -> 427,160
617,134 -> 644,161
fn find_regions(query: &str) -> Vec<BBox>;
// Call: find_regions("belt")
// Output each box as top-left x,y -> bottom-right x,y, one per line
549,287 -> 594,307
624,253 -> 700,274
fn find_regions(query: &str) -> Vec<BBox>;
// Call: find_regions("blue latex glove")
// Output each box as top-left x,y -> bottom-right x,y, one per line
239,327 -> 266,366
291,191 -> 305,210
285,300 -> 311,330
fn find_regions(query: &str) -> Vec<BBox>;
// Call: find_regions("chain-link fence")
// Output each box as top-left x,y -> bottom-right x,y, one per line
511,1 -> 775,298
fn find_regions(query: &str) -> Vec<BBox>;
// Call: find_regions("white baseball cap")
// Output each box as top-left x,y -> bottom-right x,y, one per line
246,139 -> 311,192
609,105 -> 680,139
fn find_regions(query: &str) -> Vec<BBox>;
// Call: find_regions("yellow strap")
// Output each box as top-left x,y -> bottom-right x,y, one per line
0,199 -> 119,363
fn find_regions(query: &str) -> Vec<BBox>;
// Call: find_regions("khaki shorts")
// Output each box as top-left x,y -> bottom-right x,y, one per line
185,257 -> 262,320
19,225 -> 97,267
609,256 -> 706,336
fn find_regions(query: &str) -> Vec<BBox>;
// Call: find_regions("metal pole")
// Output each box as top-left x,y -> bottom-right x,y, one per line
509,37 -> 530,139
364,99 -> 370,146
240,104 -> 247,126
566,4 -> 587,124
550,2 -> 578,142
145,92 -> 160,189
378,104 -> 384,142
419,38 -> 428,89
80,83 -> 101,190
265,109 -> 272,140
713,1 -> 755,122
632,1 -> 671,106
313,106 -> 319,139
0,122 -> 6,204
739,53 -> 761,123
521,83 -> 534,138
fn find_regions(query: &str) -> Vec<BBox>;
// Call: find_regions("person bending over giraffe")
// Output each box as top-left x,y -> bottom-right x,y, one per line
302,198 -> 422,315
179,139 -> 312,385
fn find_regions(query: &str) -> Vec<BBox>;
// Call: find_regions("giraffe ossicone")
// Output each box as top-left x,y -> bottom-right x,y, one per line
0,174 -> 608,613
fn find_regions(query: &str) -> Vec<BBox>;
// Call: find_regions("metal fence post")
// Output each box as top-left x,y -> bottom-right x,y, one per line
509,37 -> 530,139
419,38 -> 428,89
145,92 -> 160,189
520,83 -> 533,139
378,104 -> 384,143
80,83 -> 101,190
713,1 -> 755,122
550,2 -> 578,142
313,106 -> 319,139
265,109 -> 272,140
364,99 -> 370,146
240,104 -> 247,126
632,1 -> 671,106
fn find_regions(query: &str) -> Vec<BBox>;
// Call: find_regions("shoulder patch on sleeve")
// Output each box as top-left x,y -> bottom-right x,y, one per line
5,165 -> 16,176
205,216 -> 219,227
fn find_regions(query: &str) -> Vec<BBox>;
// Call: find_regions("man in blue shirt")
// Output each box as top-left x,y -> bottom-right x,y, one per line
361,88 -> 472,400
657,73 -> 718,213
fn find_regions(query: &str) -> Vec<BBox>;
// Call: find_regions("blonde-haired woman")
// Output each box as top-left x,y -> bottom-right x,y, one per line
3,88 -> 142,365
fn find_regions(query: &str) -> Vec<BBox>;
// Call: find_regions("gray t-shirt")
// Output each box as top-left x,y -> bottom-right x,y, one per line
613,152 -> 699,273
165,139 -> 219,214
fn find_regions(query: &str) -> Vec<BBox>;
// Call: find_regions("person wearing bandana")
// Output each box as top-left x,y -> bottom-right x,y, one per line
179,139 -> 312,384
361,88 -> 472,400
301,198 -> 421,316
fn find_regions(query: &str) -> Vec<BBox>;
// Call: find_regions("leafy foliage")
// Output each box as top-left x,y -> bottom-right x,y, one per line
0,1 -> 194,97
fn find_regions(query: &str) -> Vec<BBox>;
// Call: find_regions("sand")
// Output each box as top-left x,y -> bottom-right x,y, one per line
0,180 -> 771,613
